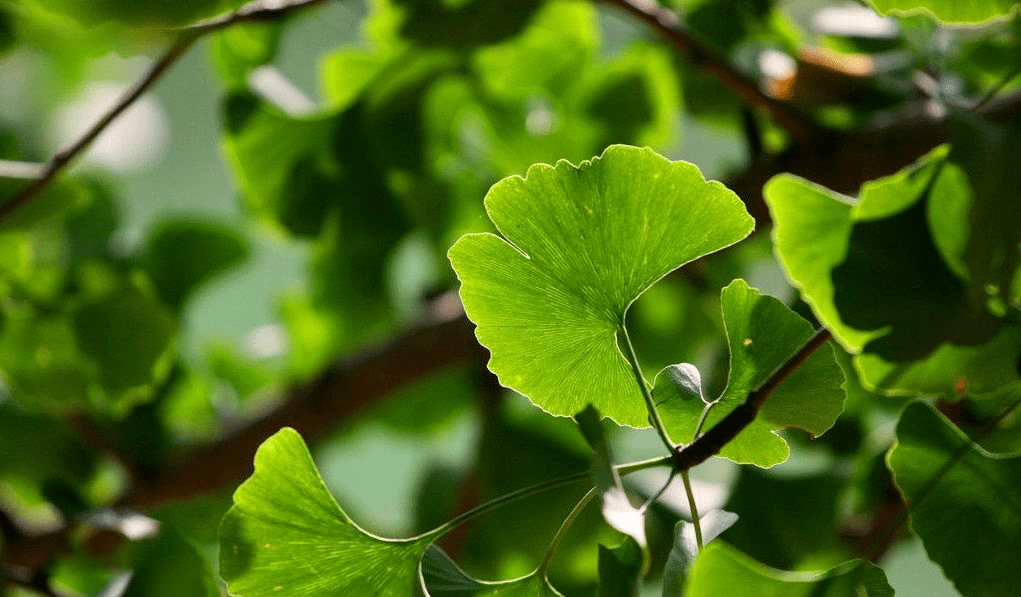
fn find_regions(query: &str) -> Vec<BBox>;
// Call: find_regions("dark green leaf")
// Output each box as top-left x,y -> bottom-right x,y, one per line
597,538 -> 643,597
122,528 -> 220,597
144,219 -> 249,311
887,401 -> 1021,597
71,280 -> 176,410
449,145 -> 753,426
655,279 -> 845,467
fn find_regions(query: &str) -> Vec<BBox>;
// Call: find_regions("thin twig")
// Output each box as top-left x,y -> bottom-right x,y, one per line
0,0 -> 332,223
671,327 -> 833,470
600,0 -> 820,140
183,0 -> 332,35
972,62 -> 1021,112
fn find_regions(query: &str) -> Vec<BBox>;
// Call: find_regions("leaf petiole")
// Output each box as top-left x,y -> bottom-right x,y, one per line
539,488 -> 597,573
418,454 -> 672,542
680,470 -> 703,552
619,323 -> 677,454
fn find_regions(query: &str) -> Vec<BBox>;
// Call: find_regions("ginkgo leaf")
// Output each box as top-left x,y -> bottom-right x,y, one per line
888,401 -> 1021,597
420,545 -> 564,596
448,145 -> 753,426
685,543 -> 893,596
654,279 -> 845,467
218,428 -> 433,596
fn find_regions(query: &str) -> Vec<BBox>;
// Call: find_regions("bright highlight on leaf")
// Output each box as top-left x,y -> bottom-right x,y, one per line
888,401 -> 1021,597
449,145 -> 754,426
218,428 -> 432,596
654,279 -> 845,467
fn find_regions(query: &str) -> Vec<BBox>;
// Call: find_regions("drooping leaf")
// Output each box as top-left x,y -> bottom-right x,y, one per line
887,401 -> 1021,597
597,538 -> 644,597
448,145 -> 753,426
144,219 -> 249,311
655,279 -> 845,467
868,0 -> 1021,24
218,428 -> 433,596
575,405 -> 647,549
686,542 -> 894,596
661,509 -> 739,597
420,545 -> 564,596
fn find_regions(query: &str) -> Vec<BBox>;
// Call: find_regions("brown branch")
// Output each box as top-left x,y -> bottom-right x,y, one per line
671,327 -> 833,471
122,296 -> 482,508
0,0 -> 332,223
600,0 -> 821,141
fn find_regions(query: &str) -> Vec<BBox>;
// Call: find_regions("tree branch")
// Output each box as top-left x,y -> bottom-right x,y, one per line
670,327 -> 833,471
122,295 -> 483,508
0,0 -> 332,223
600,0 -> 821,140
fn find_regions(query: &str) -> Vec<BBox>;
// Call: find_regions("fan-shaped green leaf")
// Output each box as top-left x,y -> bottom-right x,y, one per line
686,543 -> 893,596
654,279 -> 845,467
887,401 -> 1021,597
219,428 -> 433,596
448,145 -> 753,426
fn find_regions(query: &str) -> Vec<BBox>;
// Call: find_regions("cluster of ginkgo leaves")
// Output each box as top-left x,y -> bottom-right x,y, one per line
1,0 -> 1020,596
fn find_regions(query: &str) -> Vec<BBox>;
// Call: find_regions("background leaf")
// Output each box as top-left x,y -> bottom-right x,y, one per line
887,401 -> 1021,597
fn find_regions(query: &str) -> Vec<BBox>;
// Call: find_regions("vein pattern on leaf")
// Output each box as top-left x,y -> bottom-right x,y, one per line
219,428 -> 431,596
448,144 -> 753,426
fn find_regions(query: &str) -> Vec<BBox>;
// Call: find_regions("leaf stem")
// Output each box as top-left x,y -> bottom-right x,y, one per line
418,454 -> 672,542
679,470 -> 702,552
538,488 -> 597,574
619,324 -> 677,454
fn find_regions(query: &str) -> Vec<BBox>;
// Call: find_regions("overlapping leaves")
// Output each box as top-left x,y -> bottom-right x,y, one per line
654,279 -> 845,467
765,137 -> 1021,397
449,145 -> 753,426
